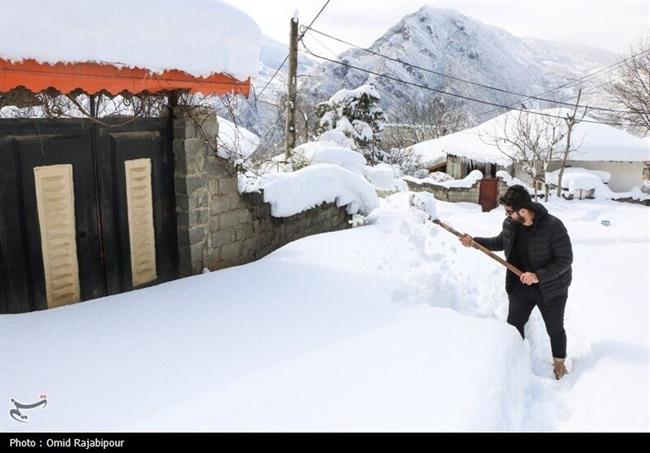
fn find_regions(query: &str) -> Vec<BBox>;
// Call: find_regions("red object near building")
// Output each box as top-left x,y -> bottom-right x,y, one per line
479,178 -> 499,212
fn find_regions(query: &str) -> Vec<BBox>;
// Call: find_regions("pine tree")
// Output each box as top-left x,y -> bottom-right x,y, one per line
316,84 -> 387,164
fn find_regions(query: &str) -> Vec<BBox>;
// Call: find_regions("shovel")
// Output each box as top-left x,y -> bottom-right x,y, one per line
432,219 -> 523,277
409,192 -> 523,277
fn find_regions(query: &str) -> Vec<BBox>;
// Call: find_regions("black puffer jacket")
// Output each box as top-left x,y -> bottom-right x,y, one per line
474,202 -> 573,302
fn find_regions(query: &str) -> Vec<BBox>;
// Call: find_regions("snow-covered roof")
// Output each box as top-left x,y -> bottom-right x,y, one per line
408,127 -> 511,167
409,109 -> 650,166
0,0 -> 261,81
293,141 -> 367,175
569,121 -> 650,162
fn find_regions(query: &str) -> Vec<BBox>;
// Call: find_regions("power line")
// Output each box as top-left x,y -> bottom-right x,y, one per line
301,44 -> 639,127
475,48 -> 650,119
302,26 -> 642,115
237,0 -> 332,120
300,0 -> 331,40
302,31 -> 405,107
253,1 -> 332,103
256,55 -> 290,101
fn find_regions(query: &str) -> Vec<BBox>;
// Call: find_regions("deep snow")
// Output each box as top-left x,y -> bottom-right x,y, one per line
1,195 -> 648,432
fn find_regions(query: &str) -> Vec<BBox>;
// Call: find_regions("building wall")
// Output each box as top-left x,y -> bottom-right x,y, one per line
173,107 -> 351,277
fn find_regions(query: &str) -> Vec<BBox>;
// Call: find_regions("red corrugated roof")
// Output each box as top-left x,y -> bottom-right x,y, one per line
0,58 -> 250,96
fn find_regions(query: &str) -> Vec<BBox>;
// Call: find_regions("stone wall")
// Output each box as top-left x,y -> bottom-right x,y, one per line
173,107 -> 351,277
405,177 -> 508,206
405,178 -> 481,203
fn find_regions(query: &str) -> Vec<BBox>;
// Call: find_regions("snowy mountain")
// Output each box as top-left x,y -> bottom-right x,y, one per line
300,6 -> 621,124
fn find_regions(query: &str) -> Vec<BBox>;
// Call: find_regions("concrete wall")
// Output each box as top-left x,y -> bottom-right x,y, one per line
173,107 -> 351,277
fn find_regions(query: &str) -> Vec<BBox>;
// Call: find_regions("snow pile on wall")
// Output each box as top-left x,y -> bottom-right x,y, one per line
0,1 -> 261,80
293,139 -> 406,192
440,170 -> 484,188
402,171 -> 455,187
403,170 -> 485,189
293,141 -> 367,174
318,129 -> 357,150
261,164 -> 379,217
364,164 -> 408,192
217,117 -> 260,163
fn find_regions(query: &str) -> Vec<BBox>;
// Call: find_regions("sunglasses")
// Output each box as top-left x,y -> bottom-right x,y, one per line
504,208 -> 516,216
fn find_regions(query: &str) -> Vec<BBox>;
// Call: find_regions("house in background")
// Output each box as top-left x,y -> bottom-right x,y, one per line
407,109 -> 650,192
405,117 -> 514,179
540,120 -> 650,192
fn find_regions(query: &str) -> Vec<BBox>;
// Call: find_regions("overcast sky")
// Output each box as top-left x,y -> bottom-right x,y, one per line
222,0 -> 650,56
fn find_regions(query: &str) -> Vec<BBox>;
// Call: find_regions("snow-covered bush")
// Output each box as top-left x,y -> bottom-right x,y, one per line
383,146 -> 427,177
316,84 -> 386,164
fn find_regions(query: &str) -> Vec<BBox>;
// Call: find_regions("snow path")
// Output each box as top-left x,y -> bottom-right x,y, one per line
424,197 -> 650,430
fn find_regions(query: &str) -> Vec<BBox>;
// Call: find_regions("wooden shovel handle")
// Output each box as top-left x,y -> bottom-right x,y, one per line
433,220 -> 524,277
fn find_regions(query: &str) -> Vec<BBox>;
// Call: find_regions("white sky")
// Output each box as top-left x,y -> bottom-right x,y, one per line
221,0 -> 650,56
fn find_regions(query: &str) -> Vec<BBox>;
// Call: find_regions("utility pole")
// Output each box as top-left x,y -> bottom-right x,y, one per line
556,88 -> 585,197
285,14 -> 299,159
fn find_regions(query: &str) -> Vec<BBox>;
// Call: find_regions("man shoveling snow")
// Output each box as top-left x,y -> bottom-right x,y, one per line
458,185 -> 573,380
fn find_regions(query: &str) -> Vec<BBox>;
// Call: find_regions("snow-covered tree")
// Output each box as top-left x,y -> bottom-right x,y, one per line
480,110 -> 570,200
316,84 -> 386,164
606,35 -> 650,134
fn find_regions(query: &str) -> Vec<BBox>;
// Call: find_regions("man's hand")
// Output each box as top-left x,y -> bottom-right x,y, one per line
459,234 -> 473,247
520,272 -> 539,285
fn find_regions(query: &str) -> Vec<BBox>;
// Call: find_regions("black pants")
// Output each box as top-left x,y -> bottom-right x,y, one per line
507,285 -> 567,359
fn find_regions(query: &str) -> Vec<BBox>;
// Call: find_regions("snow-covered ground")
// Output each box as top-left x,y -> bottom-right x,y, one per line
1,195 -> 648,432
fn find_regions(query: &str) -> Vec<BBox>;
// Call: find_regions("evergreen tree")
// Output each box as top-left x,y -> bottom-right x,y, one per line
316,84 -> 386,164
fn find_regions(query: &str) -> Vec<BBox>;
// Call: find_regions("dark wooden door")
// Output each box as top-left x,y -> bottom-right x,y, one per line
95,120 -> 178,295
0,121 -> 105,312
0,119 -> 177,314
479,178 -> 499,212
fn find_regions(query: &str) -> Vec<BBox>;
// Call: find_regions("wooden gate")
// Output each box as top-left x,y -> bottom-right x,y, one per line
0,119 -> 178,314
479,178 -> 499,212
